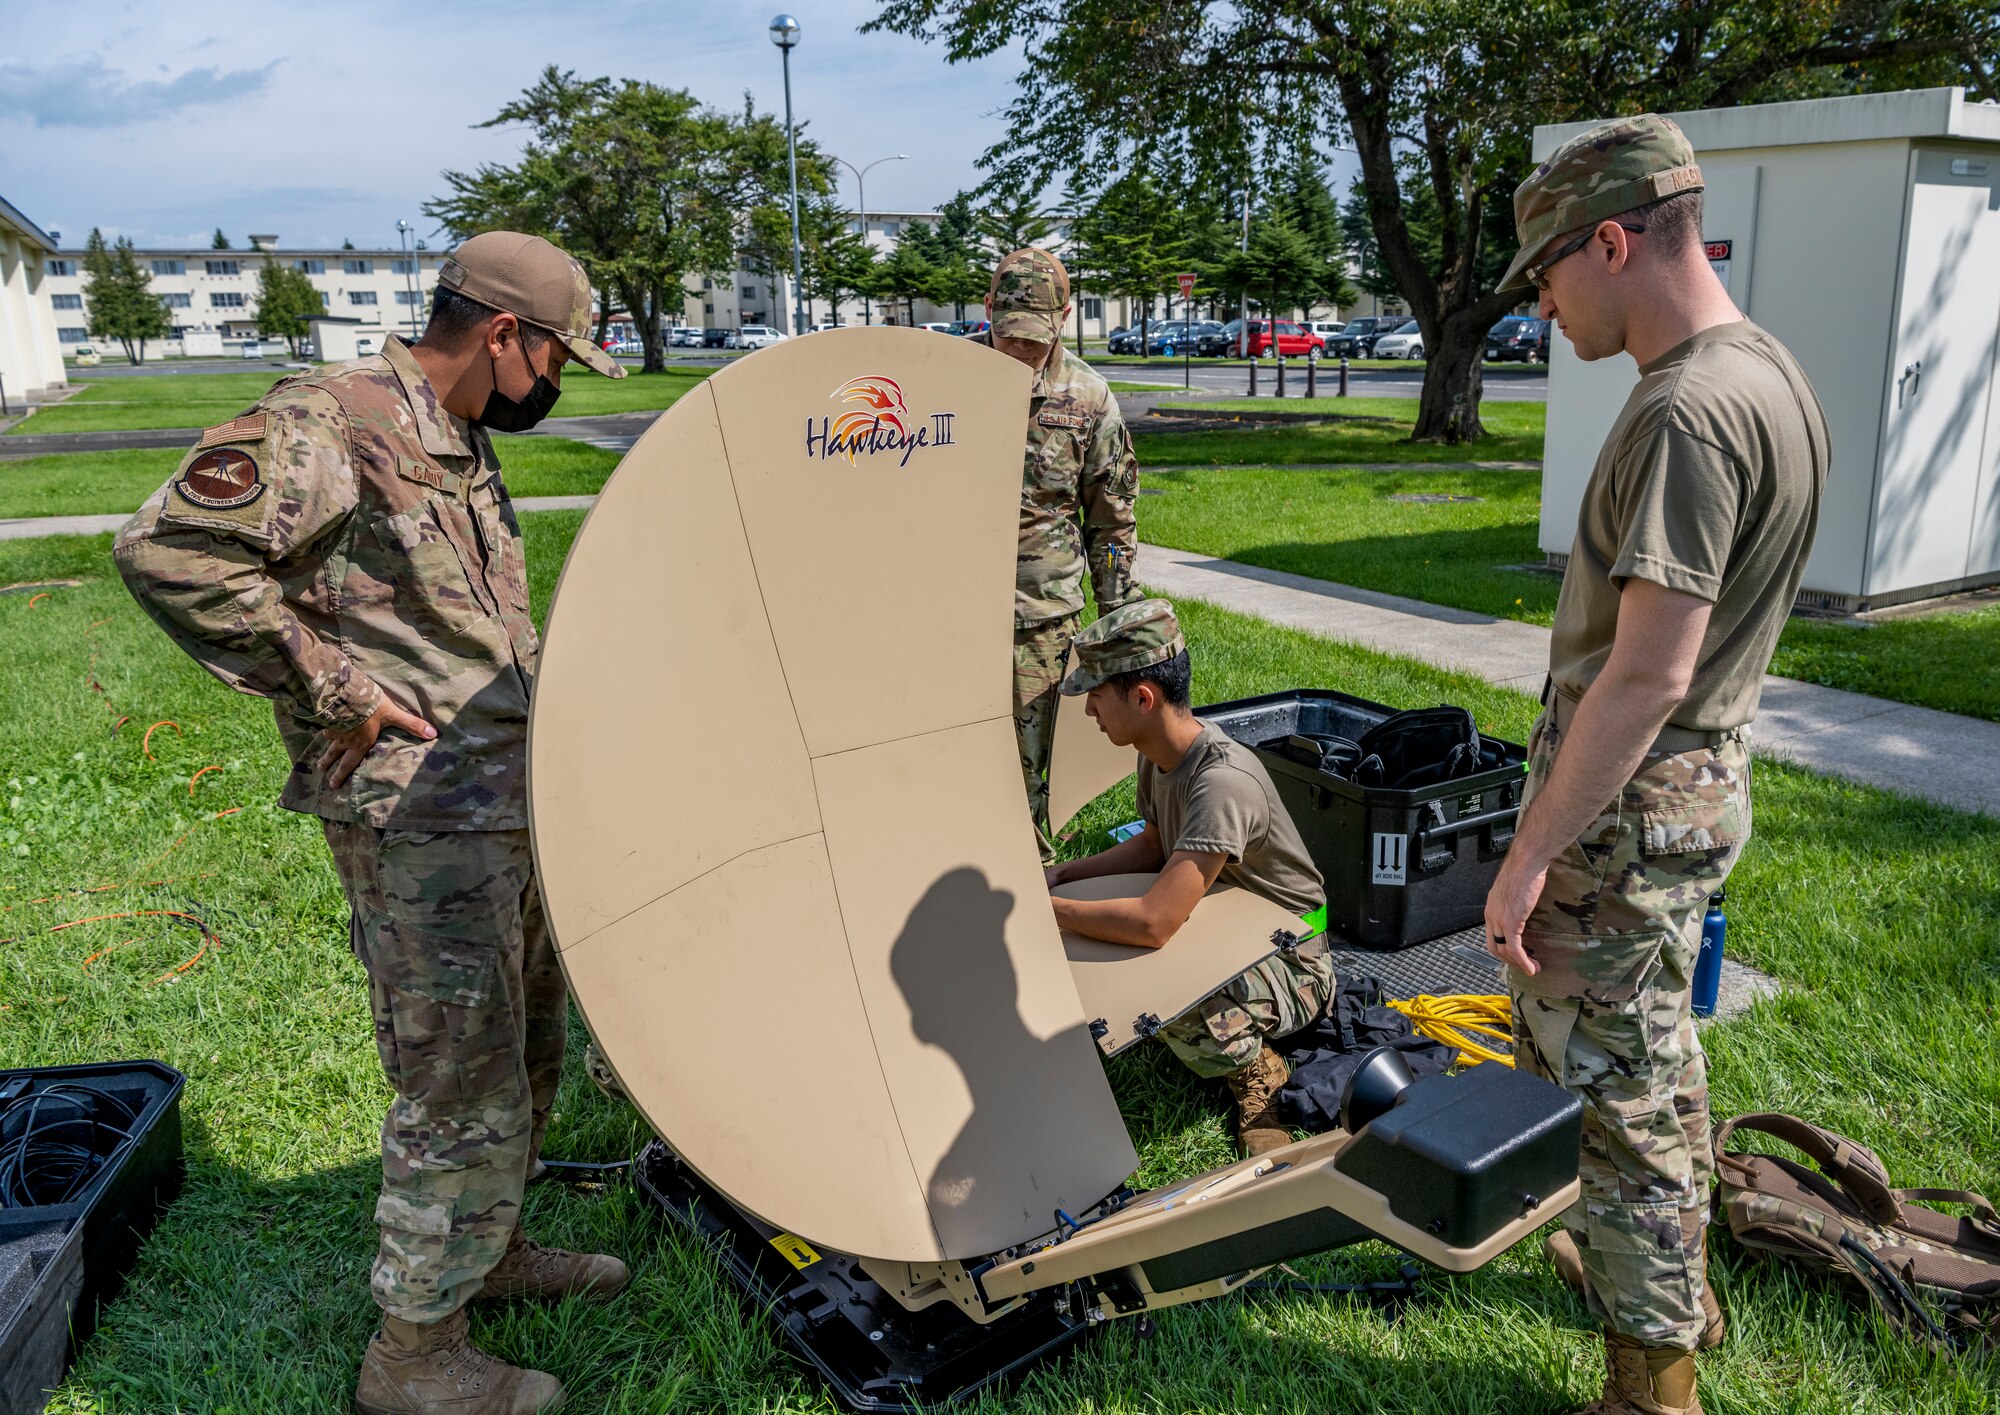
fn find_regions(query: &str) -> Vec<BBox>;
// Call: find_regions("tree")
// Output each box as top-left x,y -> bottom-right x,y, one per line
870,236 -> 942,324
1066,165 -> 1188,352
340,238 -> 356,251
256,261 -> 322,355
429,67 -> 804,372
867,0 -> 1997,444
83,229 -> 170,366
974,192 -> 1055,254
210,228 -> 230,250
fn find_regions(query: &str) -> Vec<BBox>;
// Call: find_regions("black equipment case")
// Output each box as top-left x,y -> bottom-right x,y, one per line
1197,689 -> 1526,949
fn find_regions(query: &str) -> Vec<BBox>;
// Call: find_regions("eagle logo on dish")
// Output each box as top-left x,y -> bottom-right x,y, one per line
806,374 -> 956,467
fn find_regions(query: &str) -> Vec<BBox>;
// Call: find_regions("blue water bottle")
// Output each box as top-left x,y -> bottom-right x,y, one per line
1692,890 -> 1726,1017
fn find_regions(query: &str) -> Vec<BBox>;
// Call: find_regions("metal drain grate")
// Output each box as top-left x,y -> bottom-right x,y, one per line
1330,926 -> 1506,1001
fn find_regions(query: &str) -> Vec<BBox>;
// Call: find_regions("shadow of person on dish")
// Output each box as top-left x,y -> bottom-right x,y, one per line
890,867 -> 1134,1256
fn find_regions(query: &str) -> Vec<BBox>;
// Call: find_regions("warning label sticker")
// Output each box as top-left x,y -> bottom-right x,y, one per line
771,1232 -> 822,1269
1372,832 -> 1407,886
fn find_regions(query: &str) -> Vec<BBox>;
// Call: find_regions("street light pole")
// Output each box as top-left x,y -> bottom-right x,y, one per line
832,153 -> 909,326
395,220 -> 419,337
1234,187 -> 1250,359
770,15 -> 806,339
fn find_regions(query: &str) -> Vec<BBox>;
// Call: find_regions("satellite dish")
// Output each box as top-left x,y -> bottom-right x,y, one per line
529,329 -> 1137,1262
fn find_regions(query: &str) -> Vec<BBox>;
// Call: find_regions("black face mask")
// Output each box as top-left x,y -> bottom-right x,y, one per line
477,337 -> 561,432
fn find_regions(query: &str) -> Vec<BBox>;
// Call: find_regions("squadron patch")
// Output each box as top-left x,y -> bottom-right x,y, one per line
175,447 -> 265,510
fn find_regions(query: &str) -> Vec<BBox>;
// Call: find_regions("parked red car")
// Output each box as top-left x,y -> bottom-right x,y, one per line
1244,320 -> 1323,358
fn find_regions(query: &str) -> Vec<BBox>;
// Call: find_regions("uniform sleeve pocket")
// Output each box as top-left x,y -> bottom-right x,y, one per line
1511,926 -> 1665,1004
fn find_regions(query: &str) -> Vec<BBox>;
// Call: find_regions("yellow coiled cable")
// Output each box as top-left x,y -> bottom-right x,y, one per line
1386,994 -> 1516,1068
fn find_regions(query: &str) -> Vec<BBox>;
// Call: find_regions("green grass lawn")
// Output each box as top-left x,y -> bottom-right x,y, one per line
14,369 -> 708,436
1104,381 -> 1198,394
2,523 -> 1994,1413
0,438 -> 623,519
1135,399 -> 1547,467
1135,462 -> 2000,722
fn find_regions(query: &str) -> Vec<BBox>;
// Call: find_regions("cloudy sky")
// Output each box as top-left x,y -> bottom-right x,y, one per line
1,0 -> 1041,251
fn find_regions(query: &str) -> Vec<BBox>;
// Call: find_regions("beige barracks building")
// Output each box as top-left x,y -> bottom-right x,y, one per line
40,233 -> 448,359
0,194 -> 68,403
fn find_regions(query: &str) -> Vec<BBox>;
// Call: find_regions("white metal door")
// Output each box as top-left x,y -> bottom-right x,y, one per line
1870,149 -> 2000,594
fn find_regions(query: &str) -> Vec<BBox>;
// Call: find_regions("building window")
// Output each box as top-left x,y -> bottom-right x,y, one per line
848,220 -> 863,234
742,286 -> 758,301
391,259 -> 416,275
344,259 -> 373,275
51,293 -> 83,310
58,327 -> 89,343
47,259 -> 76,277
158,293 -> 193,309
151,259 -> 186,276
205,260 -> 240,276
320,291 -> 331,308
394,289 -> 422,304
882,221 -> 901,237
211,292 -> 247,308
295,259 -> 326,275
1081,295 -> 1104,321
350,290 -> 378,306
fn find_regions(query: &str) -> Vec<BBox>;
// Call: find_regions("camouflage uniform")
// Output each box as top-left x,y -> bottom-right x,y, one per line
1508,709 -> 1748,1349
112,286 -> 612,1323
1160,948 -> 1334,1078
980,249 -> 1141,854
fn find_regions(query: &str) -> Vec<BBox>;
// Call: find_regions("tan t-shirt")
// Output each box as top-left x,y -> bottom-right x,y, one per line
1136,721 -> 1325,918
1549,321 -> 1829,729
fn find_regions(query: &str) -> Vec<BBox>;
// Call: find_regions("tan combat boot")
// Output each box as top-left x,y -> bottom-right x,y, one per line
1579,1330 -> 1702,1415
477,1233 -> 630,1304
1225,1044 -> 1294,1157
353,1308 -> 564,1415
1544,1229 -> 1725,1350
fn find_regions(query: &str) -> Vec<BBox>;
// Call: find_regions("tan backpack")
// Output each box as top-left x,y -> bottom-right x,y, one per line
1713,1113 -> 2000,1351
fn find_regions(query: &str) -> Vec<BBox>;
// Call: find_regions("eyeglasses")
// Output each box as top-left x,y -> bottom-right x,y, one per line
1526,222 -> 1646,290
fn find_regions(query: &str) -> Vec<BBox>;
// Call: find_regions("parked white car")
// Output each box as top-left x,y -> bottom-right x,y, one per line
918,322 -> 955,334
1372,321 -> 1426,359
1303,320 -> 1346,347
806,321 -> 847,334
728,325 -> 787,350
670,327 -> 704,347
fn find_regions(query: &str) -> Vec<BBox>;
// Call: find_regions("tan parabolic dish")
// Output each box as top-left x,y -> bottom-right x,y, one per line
1052,874 -> 1299,1056
529,329 -> 1139,1262
1047,688 -> 1137,835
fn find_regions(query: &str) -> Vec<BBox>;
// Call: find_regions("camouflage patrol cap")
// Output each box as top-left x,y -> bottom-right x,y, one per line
437,231 -> 627,378
989,247 -> 1071,344
1498,114 -> 1704,293
1060,599 -> 1186,695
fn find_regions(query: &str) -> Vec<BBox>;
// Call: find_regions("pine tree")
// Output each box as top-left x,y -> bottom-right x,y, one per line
210,228 -> 231,250
83,229 -> 171,366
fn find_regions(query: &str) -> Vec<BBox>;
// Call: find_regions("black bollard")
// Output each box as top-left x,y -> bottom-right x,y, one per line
1339,357 -> 1350,398
1306,356 -> 1317,399
1248,358 -> 1258,398
1276,356 -> 1286,399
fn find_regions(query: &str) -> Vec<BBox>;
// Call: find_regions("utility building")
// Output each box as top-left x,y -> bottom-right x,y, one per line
0,195 -> 68,407
1538,87 -> 2000,610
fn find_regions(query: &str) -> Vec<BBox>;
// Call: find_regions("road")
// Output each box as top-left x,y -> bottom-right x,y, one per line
1091,359 -> 1549,402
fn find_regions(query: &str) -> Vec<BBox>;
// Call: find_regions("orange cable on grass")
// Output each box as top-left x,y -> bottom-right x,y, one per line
27,593 -> 49,608
2,908 -> 220,985
187,765 -> 222,796
142,720 -> 181,759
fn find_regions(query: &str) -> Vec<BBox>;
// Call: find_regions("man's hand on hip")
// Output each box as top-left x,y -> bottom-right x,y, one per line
319,693 -> 436,788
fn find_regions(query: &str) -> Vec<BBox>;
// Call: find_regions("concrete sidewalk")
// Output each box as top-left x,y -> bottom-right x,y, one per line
0,495 -> 601,542
1137,542 -> 2000,819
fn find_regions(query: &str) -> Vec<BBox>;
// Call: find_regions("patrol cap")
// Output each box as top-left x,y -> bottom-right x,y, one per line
989,247 -> 1070,344
1497,114 -> 1704,293
1060,598 -> 1186,695
437,231 -> 627,379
